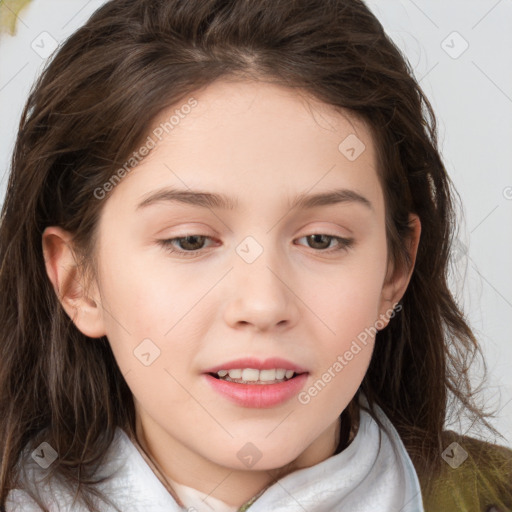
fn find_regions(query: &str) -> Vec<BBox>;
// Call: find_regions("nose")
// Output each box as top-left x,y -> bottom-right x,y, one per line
223,243 -> 300,333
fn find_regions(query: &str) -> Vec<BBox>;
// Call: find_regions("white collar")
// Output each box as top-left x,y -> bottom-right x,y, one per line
7,394 -> 424,511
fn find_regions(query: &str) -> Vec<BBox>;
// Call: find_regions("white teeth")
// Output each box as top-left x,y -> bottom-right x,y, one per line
241,368 -> 260,381
215,368 -> 297,382
259,369 -> 276,381
275,369 -> 286,379
228,369 -> 242,379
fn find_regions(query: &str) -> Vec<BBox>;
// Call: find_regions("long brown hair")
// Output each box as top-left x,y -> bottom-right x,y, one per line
0,0 -> 503,509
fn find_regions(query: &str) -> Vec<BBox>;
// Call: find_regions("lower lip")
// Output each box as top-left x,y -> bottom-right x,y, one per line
203,373 -> 309,408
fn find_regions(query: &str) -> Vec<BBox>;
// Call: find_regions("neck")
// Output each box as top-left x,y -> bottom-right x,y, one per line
128,406 -> 358,509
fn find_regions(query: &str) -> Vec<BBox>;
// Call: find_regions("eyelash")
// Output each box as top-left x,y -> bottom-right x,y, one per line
157,233 -> 354,258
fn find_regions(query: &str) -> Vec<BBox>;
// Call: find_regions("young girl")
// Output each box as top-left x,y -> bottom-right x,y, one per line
0,0 -> 511,511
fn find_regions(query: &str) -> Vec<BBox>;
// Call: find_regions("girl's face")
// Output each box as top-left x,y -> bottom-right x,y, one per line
45,79 -> 419,498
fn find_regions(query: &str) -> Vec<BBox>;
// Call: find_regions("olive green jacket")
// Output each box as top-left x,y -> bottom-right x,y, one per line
421,430 -> 512,512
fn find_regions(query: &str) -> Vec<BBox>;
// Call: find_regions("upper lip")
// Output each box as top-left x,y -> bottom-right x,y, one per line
203,357 -> 308,374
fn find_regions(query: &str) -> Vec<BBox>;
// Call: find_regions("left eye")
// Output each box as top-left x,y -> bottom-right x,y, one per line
295,234 -> 353,252
158,233 -> 354,257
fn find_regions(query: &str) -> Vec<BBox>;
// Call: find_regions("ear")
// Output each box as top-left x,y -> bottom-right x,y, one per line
42,226 -> 106,338
377,213 -> 421,328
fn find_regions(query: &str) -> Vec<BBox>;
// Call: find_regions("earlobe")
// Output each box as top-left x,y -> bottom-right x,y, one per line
377,213 -> 421,327
42,226 -> 106,338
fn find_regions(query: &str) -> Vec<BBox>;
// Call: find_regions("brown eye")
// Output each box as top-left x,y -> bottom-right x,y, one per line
306,234 -> 333,250
296,234 -> 354,253
158,235 -> 215,257
175,235 -> 207,251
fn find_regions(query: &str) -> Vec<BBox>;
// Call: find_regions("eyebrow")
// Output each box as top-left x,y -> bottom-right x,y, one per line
136,187 -> 374,212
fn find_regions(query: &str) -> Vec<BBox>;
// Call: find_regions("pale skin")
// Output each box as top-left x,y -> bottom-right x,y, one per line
42,79 -> 421,508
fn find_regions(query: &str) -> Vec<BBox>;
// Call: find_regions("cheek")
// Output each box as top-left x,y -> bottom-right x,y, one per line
299,249 -> 387,396
96,251 -> 207,378
309,259 -> 386,337
99,242 -> 207,330
298,266 -> 382,413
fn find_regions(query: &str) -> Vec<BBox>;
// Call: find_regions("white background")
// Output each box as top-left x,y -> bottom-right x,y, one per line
0,0 -> 511,447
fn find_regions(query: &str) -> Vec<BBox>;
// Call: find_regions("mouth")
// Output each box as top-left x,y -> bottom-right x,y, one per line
203,370 -> 309,408
202,357 -> 309,407
207,368 -> 306,385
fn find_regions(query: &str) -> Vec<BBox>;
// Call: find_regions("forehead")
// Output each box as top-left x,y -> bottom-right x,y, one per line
104,78 -> 383,218
151,78 -> 373,156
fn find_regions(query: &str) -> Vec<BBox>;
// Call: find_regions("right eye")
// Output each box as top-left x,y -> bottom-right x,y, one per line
158,235 -> 217,257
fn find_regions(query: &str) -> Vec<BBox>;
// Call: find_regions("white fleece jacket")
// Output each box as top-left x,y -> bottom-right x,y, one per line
5,395 -> 424,512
